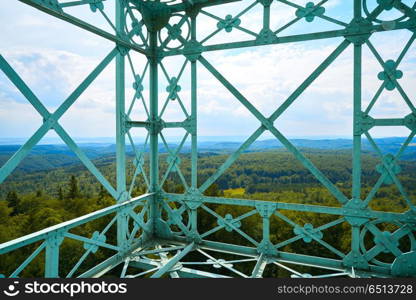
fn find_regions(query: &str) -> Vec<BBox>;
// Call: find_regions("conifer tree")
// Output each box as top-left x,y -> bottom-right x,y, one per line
58,187 -> 64,201
6,191 -> 20,215
67,175 -> 80,199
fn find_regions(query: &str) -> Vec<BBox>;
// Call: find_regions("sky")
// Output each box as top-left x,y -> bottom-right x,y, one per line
0,0 -> 415,144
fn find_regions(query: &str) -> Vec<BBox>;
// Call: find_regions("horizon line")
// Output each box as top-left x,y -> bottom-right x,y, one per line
0,135 -> 412,146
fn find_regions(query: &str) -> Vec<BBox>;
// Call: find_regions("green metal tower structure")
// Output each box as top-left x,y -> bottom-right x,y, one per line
0,0 -> 416,278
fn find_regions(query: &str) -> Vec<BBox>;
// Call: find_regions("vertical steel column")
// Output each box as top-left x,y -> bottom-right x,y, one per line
352,1 -> 362,201
190,13 -> 198,236
191,16 -> 198,191
262,217 -> 270,248
351,0 -> 363,253
149,29 -> 160,234
116,0 -> 128,248
262,0 -> 272,31
44,234 -> 62,278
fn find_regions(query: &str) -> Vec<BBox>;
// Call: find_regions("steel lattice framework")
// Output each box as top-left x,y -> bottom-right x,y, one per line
0,0 -> 416,278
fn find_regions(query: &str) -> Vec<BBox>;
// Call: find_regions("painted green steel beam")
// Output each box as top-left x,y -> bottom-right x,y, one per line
66,216 -> 118,278
164,193 -> 415,224
175,268 -> 230,278
277,0 -> 347,28
18,0 -> 147,55
351,4 -> 363,273
162,21 -> 416,57
149,31 -> 159,194
272,216 -> 345,251
0,55 -> 119,198
197,248 -> 249,277
126,121 -> 149,128
45,235 -> 61,277
167,0 -> 242,12
365,133 -> 415,210
0,46 -> 124,198
3,0 -> 415,278
197,40 -> 351,194
59,0 -> 108,8
0,194 -> 151,255
57,128 -> 119,198
64,233 -> 121,252
363,131 -> 416,208
148,26 -> 160,238
10,242 -> 46,278
77,237 -> 155,278
150,242 -> 195,278
365,40 -> 416,114
165,237 -> 392,276
157,247 -> 180,278
164,29 -> 347,57
373,118 -> 407,126
0,48 -> 118,185
127,120 -> 192,129
0,55 -> 49,116
129,259 -> 231,278
159,133 -> 190,188
190,14 -> 198,193
201,205 -> 259,246
131,245 -> 186,257
251,254 -> 267,278
78,254 -> 124,278
115,0 -> 129,250
129,0 -> 243,20
198,51 -> 350,204
200,210 -> 257,240
268,39 -> 350,120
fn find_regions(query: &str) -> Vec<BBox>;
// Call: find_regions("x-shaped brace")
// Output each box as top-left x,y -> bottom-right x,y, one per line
197,39 -> 350,204
0,49 -> 119,198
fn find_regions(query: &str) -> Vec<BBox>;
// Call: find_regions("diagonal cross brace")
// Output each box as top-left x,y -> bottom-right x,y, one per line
364,33 -> 416,115
251,253 -> 267,278
365,40 -> 416,114
274,211 -> 346,258
18,0 -> 147,55
150,242 -> 195,278
365,132 -> 414,209
127,131 -> 150,193
197,40 -> 350,197
160,132 -> 189,188
365,223 -> 406,259
198,41 -> 350,204
363,131 -> 416,208
0,50 -> 118,198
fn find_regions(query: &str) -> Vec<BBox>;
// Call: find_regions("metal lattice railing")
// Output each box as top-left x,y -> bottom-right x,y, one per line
0,0 -> 415,278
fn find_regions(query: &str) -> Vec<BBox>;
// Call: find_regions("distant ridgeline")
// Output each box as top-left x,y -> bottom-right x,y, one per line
0,141 -> 414,201
0,137 -> 414,174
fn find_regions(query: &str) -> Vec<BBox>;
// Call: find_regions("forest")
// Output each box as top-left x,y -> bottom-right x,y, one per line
0,148 -> 415,277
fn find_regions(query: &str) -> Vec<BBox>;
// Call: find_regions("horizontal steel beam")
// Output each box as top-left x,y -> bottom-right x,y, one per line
164,193 -> 415,224
150,243 -> 195,278
127,120 -> 191,129
18,0 -> 147,55
169,0 -> 242,12
0,194 -> 152,255
59,0 -> 108,8
129,259 -> 231,278
78,237 -> 154,278
160,238 -> 392,277
162,21 -> 416,57
373,118 -> 406,126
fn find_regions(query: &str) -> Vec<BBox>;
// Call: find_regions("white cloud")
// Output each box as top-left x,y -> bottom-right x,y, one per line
0,0 -> 415,140
0,94 -> 42,138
